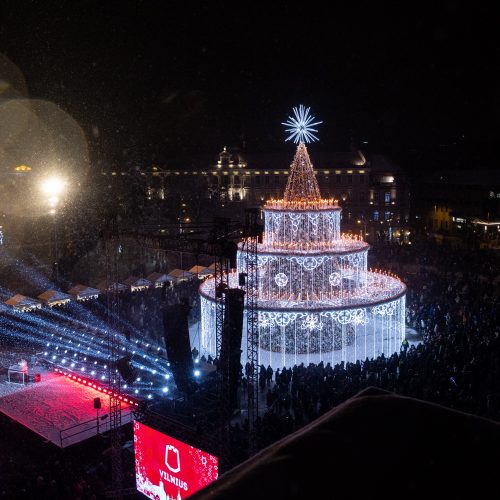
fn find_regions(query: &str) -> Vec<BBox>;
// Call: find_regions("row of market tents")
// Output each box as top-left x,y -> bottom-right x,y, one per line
1,265 -> 215,312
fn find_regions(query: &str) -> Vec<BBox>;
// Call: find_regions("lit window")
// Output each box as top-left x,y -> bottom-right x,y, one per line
373,210 -> 379,221
385,192 -> 390,203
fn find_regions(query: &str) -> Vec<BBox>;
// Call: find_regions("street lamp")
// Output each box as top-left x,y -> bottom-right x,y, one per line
356,219 -> 367,240
41,177 -> 65,198
41,176 -> 66,284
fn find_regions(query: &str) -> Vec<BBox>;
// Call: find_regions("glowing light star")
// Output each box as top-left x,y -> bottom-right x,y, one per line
282,105 -> 322,144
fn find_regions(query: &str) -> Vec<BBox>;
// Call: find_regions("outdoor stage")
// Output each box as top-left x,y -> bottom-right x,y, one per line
0,370 -> 132,448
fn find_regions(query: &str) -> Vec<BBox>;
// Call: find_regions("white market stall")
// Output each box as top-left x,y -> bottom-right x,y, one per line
67,284 -> 100,302
123,276 -> 152,292
37,290 -> 71,307
5,294 -> 42,312
146,272 -> 174,288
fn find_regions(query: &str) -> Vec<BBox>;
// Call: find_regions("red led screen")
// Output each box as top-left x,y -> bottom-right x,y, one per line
134,421 -> 218,499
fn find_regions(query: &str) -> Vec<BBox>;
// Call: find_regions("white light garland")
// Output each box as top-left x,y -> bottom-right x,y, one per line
200,136 -> 406,368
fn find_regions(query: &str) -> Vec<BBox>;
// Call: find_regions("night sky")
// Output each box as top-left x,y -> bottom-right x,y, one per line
0,1 -> 498,171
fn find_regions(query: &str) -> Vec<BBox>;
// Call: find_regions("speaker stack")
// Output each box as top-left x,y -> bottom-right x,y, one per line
116,355 -> 137,384
163,301 -> 196,394
219,288 -> 245,412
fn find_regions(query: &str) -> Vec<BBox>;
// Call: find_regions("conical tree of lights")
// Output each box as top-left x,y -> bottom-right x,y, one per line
199,105 -> 407,370
283,143 -> 321,202
267,105 -> 337,211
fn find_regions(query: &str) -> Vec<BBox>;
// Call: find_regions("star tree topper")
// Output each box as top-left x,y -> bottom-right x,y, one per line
282,105 -> 323,144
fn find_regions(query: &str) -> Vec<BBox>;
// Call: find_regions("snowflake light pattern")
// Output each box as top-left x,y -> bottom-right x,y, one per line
274,272 -> 289,288
282,105 -> 322,144
329,272 -> 341,287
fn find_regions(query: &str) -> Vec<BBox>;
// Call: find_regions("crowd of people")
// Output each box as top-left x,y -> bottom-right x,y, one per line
237,236 -> 500,452
1,233 -> 499,495
125,278 -> 201,338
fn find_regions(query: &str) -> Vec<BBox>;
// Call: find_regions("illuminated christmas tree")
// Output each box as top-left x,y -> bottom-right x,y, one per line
200,106 -> 406,368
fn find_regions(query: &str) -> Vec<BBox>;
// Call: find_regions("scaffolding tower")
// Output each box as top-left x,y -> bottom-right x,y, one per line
243,208 -> 260,449
106,220 -> 123,499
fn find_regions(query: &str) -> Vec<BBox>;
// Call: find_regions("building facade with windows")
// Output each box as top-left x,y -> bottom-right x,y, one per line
102,147 -> 410,242
412,170 -> 500,241
209,147 -> 409,241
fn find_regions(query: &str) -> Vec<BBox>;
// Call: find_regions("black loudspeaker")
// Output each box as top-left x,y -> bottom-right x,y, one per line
222,241 -> 238,269
239,272 -> 247,286
219,288 -> 245,412
257,225 -> 264,243
163,302 -> 196,394
94,397 -> 101,409
116,355 -> 136,384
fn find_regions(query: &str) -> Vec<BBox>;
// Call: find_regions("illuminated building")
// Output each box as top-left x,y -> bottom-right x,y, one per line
199,108 -> 406,368
413,170 -> 500,240
120,147 -> 409,242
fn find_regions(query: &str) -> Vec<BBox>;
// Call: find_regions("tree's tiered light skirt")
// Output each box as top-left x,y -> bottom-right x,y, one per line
199,204 -> 406,369
199,271 -> 406,369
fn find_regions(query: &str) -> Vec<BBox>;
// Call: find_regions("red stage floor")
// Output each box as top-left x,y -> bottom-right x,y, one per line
0,372 -> 132,447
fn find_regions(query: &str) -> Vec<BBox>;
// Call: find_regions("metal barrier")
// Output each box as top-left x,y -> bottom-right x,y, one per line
59,405 -> 133,448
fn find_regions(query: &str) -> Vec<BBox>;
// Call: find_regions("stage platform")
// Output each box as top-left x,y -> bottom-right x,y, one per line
0,371 -> 133,448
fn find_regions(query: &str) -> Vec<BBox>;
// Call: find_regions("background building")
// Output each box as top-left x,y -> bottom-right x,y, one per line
127,147 -> 410,242
412,170 -> 500,245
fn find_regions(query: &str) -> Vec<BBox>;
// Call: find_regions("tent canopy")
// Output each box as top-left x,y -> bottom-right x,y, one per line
67,284 -> 100,300
146,272 -> 173,287
167,269 -> 194,282
96,280 -> 128,293
5,294 -> 42,311
123,276 -> 152,290
189,265 -> 213,276
37,290 -> 71,306
147,272 -> 172,282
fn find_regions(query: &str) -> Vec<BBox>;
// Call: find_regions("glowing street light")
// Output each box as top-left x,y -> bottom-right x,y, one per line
41,177 -> 66,197
40,176 -> 66,284
356,219 -> 367,239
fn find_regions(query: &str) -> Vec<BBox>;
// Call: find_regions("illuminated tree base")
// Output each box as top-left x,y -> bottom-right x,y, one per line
258,323 -> 355,354
200,293 -> 406,369
199,141 -> 407,370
